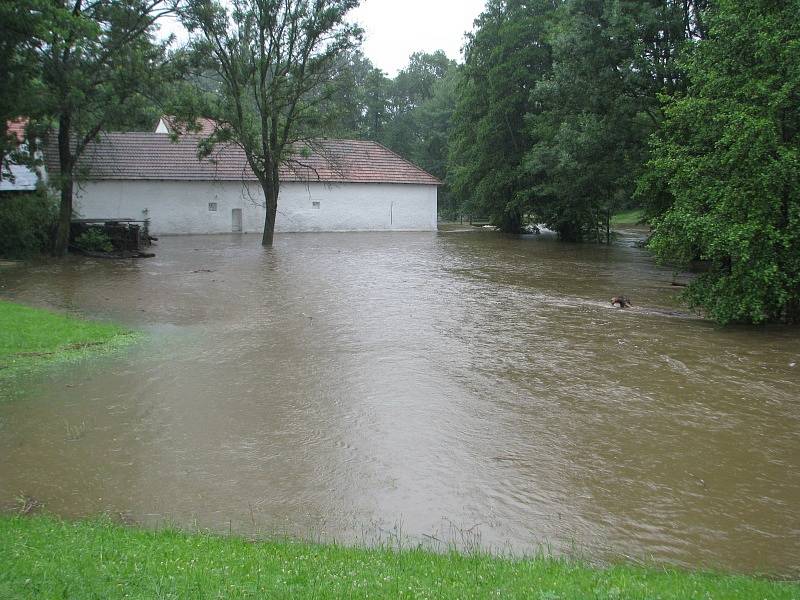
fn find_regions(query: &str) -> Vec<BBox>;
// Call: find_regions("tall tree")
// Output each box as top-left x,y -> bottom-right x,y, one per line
0,1 -> 40,181
180,0 -> 361,246
644,0 -> 800,323
391,50 -> 454,115
315,50 -> 392,141
446,0 -> 706,235
321,50 -> 377,137
448,0 -> 558,232
524,0 -> 698,242
412,68 -> 461,217
361,67 -> 392,140
383,51 -> 456,161
32,0 -> 173,255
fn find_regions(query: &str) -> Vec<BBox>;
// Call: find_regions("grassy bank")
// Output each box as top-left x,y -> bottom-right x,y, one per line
611,209 -> 645,227
0,516 -> 796,599
0,300 -> 133,380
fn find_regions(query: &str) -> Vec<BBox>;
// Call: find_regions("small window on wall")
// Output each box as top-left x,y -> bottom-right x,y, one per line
312,201 -> 321,209
208,202 -> 218,212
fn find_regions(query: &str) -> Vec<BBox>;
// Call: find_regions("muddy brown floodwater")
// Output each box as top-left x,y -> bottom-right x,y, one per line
1,231 -> 798,576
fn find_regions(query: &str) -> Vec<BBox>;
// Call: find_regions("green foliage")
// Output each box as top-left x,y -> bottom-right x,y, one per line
448,0 -> 558,232
0,191 -> 57,258
1,516 -> 797,599
0,1 -> 40,179
382,51 -> 456,159
524,0 -> 693,242
318,51 -> 387,139
644,0 -> 800,324
20,0 -> 175,255
321,50 -> 458,216
30,1 -> 173,135
445,0 -> 704,236
73,228 -> 113,253
179,0 -> 362,245
412,68 -> 461,218
611,209 -> 645,227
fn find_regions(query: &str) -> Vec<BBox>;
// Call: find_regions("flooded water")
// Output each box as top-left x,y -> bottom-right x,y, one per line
1,231 -> 798,576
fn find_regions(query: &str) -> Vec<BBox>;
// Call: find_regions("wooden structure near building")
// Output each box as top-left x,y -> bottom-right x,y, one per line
69,218 -> 155,258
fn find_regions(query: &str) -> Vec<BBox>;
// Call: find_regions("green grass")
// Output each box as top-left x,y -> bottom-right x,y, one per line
611,209 -> 646,227
0,300 -> 134,380
0,516 -> 796,599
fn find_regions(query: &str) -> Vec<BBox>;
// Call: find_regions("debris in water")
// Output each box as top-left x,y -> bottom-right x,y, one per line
611,295 -> 632,308
16,495 -> 42,516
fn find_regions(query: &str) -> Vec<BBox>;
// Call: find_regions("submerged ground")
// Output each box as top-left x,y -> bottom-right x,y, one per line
0,230 -> 798,577
0,299 -> 132,378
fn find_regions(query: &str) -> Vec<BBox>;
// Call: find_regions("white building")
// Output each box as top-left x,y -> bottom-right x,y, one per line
45,131 -> 440,235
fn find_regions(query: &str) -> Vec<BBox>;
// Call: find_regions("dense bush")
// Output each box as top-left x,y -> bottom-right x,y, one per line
0,191 -> 57,258
643,0 -> 800,324
74,228 -> 113,253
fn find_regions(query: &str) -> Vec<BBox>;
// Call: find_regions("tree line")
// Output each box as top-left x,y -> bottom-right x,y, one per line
332,0 -> 799,324
0,0 -> 798,324
484,0 -> 797,325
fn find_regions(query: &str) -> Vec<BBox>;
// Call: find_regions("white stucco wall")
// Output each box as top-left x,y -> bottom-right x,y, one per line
72,179 -> 438,234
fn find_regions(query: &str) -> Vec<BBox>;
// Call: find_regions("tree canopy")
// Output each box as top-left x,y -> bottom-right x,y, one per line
448,0 -> 557,232
18,0 -> 175,255
179,0 -> 362,245
644,0 -> 800,323
0,1 -> 40,181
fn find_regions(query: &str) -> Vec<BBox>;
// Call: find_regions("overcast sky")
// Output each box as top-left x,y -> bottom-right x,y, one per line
159,0 -> 487,77
350,0 -> 486,75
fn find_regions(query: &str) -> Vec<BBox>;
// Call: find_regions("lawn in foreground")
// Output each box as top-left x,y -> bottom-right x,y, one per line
0,300 -> 132,379
0,516 -> 796,599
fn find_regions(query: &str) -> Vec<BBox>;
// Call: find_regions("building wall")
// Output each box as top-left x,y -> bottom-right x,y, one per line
73,180 -> 438,234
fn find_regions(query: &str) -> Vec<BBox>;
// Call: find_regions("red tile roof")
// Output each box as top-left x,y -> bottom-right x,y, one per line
44,133 -> 441,186
6,119 -> 27,142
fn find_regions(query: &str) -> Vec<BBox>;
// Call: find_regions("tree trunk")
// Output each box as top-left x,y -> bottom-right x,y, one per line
499,208 -> 523,234
54,118 -> 73,256
261,180 -> 279,246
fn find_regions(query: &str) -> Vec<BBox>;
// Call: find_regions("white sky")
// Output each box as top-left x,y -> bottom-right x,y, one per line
158,0 -> 486,76
350,0 -> 486,75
